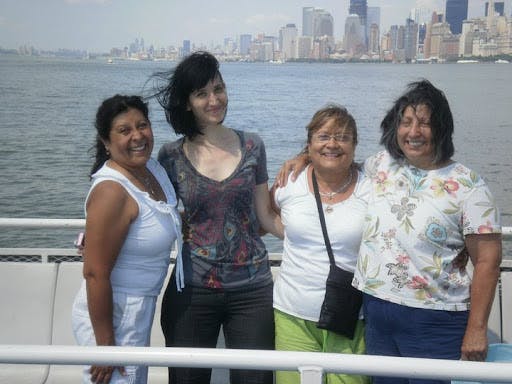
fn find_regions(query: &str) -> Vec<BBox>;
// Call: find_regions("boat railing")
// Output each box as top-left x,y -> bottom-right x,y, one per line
1,344 -> 512,383
1,218 -> 511,383
0,217 -> 511,262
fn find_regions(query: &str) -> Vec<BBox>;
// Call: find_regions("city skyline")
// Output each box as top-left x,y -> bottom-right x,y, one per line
1,0 -> 510,52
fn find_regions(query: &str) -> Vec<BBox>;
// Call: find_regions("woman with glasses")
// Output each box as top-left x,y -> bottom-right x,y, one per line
276,80 -> 502,384
272,104 -> 369,384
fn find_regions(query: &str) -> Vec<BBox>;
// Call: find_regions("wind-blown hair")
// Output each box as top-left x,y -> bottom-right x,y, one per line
151,51 -> 224,140
90,94 -> 149,178
380,79 -> 454,165
306,104 -> 358,145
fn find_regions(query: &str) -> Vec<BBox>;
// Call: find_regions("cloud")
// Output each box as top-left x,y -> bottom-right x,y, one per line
245,13 -> 289,27
208,17 -> 231,25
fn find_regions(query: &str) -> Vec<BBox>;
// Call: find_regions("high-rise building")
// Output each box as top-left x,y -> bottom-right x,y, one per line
367,6 -> 380,33
182,40 -> 191,57
303,8 -> 334,39
368,23 -> 380,54
485,2 -> 505,16
302,7 -> 315,36
297,36 -> 313,59
279,24 -> 298,60
404,18 -> 418,62
313,9 -> 334,38
344,14 -> 365,56
349,0 -> 367,23
349,0 -> 368,50
445,0 -> 468,35
239,34 -> 252,56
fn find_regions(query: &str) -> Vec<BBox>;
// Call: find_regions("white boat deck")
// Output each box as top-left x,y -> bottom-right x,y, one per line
0,218 -> 511,384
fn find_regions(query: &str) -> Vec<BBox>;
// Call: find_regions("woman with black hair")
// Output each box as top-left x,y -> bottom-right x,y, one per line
153,51 -> 283,384
278,80 -> 502,384
72,95 -> 181,384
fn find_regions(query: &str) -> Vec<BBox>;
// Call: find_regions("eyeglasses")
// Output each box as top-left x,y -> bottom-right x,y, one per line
313,133 -> 353,143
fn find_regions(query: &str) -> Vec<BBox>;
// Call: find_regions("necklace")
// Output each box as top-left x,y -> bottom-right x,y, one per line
318,168 -> 354,201
131,168 -> 157,197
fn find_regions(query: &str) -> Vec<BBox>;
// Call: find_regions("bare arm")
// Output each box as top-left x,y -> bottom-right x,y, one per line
461,233 -> 502,361
254,183 -> 284,239
274,152 -> 310,188
83,181 -> 137,383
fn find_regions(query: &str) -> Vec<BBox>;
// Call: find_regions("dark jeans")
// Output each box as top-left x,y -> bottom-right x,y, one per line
161,272 -> 275,384
363,293 -> 469,384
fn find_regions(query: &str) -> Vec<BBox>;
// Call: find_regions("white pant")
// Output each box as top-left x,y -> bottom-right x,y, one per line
71,282 -> 157,384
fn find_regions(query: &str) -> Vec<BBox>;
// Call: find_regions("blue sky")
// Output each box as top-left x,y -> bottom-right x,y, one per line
0,0 -> 507,52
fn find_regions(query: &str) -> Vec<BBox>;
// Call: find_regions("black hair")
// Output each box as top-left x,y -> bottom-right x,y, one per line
90,94 -> 149,178
151,51 -> 224,140
380,79 -> 454,165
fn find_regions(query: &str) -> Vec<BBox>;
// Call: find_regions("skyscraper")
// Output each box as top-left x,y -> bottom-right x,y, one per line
302,7 -> 315,37
445,0 -> 468,35
182,40 -> 191,57
239,34 -> 252,56
485,2 -> 505,16
313,9 -> 334,38
349,0 -> 367,23
279,24 -> 298,60
344,14 -> 365,56
303,7 -> 333,39
349,0 -> 368,50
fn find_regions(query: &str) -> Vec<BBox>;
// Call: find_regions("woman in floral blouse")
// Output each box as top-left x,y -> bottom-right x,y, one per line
352,80 -> 502,384
278,80 -> 502,384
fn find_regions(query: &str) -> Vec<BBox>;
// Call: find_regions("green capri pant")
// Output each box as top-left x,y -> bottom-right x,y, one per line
274,309 -> 369,384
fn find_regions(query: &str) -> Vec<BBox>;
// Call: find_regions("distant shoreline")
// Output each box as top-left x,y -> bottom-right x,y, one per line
2,50 -> 512,65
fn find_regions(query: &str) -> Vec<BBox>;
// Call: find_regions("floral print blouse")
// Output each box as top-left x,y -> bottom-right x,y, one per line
353,150 -> 501,311
158,130 -> 272,290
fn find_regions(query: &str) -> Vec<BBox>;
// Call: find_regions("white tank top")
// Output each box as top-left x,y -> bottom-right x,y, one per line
86,158 -> 182,296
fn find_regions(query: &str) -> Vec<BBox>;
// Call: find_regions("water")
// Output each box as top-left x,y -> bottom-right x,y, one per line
0,55 -> 511,256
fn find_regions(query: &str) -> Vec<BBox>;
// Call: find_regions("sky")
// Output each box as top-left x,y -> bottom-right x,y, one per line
0,0 -> 509,52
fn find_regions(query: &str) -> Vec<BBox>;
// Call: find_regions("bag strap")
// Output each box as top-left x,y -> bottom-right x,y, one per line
311,169 -> 336,267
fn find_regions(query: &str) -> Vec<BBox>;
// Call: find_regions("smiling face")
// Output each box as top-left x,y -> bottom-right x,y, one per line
397,104 -> 435,169
308,117 -> 356,174
104,107 -> 153,171
187,74 -> 228,129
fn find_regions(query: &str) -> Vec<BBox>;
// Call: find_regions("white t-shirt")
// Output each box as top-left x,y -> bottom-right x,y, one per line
273,166 -> 369,321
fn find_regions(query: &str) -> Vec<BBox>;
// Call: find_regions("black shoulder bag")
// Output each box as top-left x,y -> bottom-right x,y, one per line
312,170 -> 363,339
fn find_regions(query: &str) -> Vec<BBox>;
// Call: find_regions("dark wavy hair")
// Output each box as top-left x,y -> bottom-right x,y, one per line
90,94 -> 149,178
151,51 -> 224,140
380,79 -> 454,165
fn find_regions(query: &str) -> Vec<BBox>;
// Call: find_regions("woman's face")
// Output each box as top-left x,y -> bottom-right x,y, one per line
397,104 -> 435,169
187,75 -> 228,129
104,107 -> 153,171
308,118 -> 356,174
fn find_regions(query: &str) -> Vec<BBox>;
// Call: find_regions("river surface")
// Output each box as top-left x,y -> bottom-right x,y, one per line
0,55 -> 510,256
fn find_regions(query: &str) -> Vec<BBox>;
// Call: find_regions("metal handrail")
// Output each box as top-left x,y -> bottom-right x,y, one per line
0,217 -> 510,235
0,218 -> 85,228
1,218 -> 511,383
1,345 -> 512,383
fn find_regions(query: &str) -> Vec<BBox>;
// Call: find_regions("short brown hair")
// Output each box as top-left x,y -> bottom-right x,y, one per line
306,104 -> 358,145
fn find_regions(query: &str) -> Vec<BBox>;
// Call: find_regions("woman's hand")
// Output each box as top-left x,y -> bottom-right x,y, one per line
90,364 -> 126,384
461,325 -> 488,361
274,152 -> 310,188
461,233 -> 502,361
